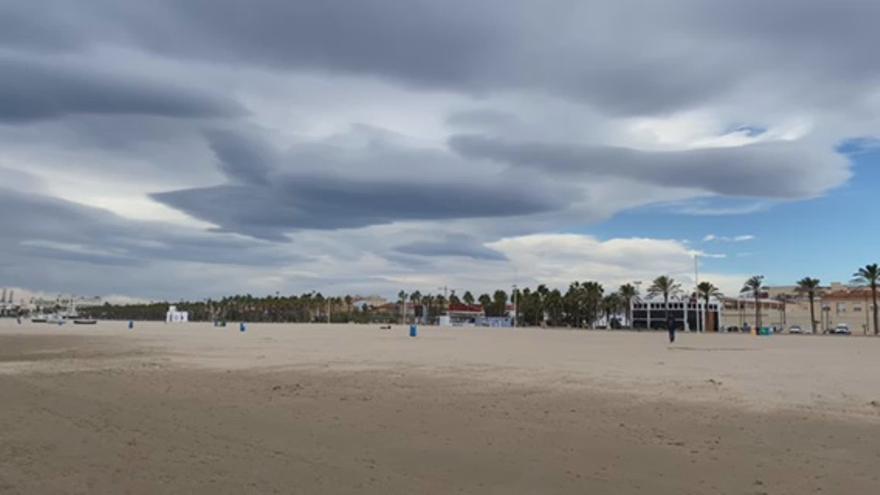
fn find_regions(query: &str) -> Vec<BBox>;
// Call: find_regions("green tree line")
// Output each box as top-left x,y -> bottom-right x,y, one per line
73,265 -> 880,334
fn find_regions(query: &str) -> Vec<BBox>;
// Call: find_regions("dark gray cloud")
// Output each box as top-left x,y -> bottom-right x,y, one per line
0,187 -> 294,267
394,235 -> 507,261
0,1 -> 87,52
0,57 -> 242,122
6,1 -> 880,116
154,176 -> 564,240
446,109 -> 521,130
449,134 -> 849,198
205,129 -> 277,185
151,130 -> 571,239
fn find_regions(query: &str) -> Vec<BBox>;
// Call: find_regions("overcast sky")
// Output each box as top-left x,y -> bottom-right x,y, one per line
2,0 -> 879,301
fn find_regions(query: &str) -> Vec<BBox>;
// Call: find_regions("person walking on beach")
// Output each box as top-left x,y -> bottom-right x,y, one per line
667,315 -> 677,344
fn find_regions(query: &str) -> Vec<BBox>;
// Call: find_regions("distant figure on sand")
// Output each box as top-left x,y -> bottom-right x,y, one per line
667,316 -> 677,344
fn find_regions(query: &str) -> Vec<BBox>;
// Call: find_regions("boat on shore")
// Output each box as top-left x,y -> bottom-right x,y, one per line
46,314 -> 66,325
73,318 -> 97,325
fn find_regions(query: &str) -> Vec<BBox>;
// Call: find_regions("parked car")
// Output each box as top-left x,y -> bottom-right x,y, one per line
788,325 -> 803,334
830,323 -> 851,335
724,325 -> 741,333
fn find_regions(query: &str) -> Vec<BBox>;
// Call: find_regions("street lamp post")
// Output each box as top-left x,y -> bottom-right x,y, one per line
633,280 -> 642,329
694,253 -> 703,333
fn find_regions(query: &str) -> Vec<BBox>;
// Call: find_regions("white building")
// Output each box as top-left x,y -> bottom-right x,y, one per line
166,305 -> 189,323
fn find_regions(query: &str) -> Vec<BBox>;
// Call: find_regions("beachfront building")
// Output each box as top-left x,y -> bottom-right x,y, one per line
434,303 -> 515,327
770,283 -> 877,335
720,297 -> 786,331
631,297 -> 722,332
0,288 -> 17,316
441,303 -> 485,326
166,305 -> 189,323
350,296 -> 389,312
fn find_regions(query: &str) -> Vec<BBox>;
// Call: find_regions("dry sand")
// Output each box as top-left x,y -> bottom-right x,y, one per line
1,320 -> 879,494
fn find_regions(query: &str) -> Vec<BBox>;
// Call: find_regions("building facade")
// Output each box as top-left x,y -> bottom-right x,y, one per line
777,287 -> 877,335
631,298 -> 722,331
720,297 -> 786,331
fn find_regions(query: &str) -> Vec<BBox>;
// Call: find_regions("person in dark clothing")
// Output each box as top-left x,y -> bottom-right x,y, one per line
667,316 -> 677,343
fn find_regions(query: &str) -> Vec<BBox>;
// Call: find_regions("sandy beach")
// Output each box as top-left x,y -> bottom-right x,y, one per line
2,320 -> 879,494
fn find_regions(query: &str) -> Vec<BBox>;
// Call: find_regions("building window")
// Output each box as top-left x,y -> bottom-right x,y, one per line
854,305 -> 862,312
836,303 -> 846,314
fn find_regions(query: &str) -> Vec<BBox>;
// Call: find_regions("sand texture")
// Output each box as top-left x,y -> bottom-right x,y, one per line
2,320 -> 879,494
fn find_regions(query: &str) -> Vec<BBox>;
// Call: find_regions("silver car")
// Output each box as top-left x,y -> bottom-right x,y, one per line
830,323 -> 851,335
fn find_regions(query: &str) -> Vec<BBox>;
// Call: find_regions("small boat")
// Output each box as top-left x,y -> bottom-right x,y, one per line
31,316 -> 47,323
73,318 -> 97,325
46,314 -> 66,325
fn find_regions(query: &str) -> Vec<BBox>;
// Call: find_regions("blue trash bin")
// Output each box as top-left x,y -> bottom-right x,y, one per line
240,322 -> 247,332
409,324 -> 418,337
128,320 -> 134,330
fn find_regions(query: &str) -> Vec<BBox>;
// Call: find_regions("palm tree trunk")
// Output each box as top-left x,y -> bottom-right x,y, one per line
704,295 -> 710,332
626,298 -> 632,327
873,283 -> 878,336
754,296 -> 760,331
809,294 -> 816,335
664,294 -> 669,329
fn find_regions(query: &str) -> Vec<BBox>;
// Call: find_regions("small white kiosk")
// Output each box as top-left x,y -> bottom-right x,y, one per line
165,305 -> 189,323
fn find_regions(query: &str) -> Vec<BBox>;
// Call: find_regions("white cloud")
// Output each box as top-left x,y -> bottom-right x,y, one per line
703,234 -> 756,243
487,234 -> 704,291
689,250 -> 727,259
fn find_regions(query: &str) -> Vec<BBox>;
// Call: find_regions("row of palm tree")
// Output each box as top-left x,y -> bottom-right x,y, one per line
81,264 -> 880,333
790,264 -> 880,336
643,267 -> 875,335
88,292 -> 375,323
853,264 -> 880,336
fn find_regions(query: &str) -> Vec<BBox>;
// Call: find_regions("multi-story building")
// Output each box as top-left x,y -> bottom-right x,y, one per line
764,283 -> 877,334
0,288 -> 16,316
631,297 -> 723,331
627,283 -> 878,334
630,295 -> 786,332
720,297 -> 786,331
781,288 -> 876,335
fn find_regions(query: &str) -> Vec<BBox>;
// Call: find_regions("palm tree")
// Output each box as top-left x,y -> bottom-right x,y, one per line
398,290 -> 408,324
520,287 -> 533,325
435,294 -> 447,316
582,281 -> 604,328
795,277 -> 821,335
648,276 -> 681,322
409,291 -> 422,323
423,294 -> 435,322
740,276 -> 765,330
492,290 -> 508,318
462,291 -> 475,306
853,264 -> 880,336
478,293 -> 492,316
695,281 -> 722,332
449,290 -> 462,306
602,293 -> 623,328
618,283 -> 639,327
545,289 -> 563,327
314,292 -> 326,322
